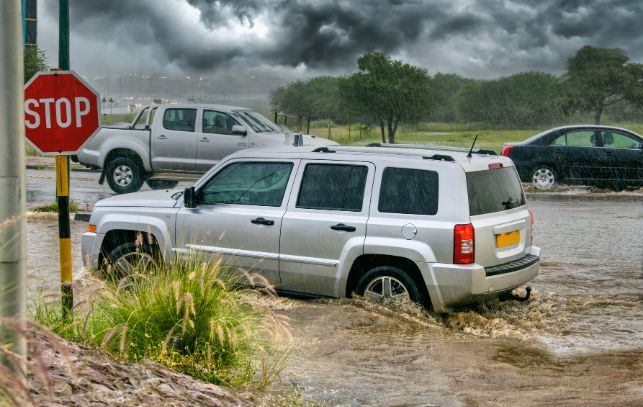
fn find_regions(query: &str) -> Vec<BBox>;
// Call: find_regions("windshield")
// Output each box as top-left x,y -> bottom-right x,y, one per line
466,167 -> 525,216
231,110 -> 281,133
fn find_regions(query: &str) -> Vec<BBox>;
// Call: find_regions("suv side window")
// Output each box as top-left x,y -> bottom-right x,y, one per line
379,168 -> 439,215
203,110 -> 241,135
163,108 -> 196,132
297,164 -> 368,211
199,162 -> 293,207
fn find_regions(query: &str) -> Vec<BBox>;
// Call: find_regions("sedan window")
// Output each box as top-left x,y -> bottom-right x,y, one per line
601,131 -> 642,149
564,130 -> 595,147
199,162 -> 293,207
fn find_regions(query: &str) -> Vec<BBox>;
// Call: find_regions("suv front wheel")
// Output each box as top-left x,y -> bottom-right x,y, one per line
356,266 -> 424,306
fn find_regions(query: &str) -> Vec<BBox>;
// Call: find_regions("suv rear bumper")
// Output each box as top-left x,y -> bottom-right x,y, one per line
421,246 -> 540,313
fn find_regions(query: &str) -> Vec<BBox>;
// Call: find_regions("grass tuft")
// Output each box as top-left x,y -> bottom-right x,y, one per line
34,256 -> 291,389
32,200 -> 81,213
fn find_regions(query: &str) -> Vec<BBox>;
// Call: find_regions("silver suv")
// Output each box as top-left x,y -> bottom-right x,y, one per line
82,145 -> 540,313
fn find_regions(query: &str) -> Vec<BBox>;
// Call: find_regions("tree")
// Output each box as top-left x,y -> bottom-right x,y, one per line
430,73 -> 472,122
562,45 -> 643,124
455,72 -> 564,126
24,45 -> 48,84
340,52 -> 433,143
270,76 -> 344,133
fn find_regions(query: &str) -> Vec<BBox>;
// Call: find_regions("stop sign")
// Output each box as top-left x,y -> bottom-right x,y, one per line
24,71 -> 101,155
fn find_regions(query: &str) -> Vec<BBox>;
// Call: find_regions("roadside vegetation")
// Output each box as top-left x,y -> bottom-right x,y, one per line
272,45 -> 643,145
33,253 -> 291,390
32,200 -> 80,213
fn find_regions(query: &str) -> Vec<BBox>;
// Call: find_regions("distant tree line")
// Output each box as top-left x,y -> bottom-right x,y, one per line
271,46 -> 643,143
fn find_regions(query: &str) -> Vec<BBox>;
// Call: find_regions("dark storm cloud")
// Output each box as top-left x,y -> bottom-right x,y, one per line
41,0 -> 643,77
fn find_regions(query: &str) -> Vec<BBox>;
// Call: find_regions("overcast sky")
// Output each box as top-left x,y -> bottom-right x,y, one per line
38,0 -> 643,80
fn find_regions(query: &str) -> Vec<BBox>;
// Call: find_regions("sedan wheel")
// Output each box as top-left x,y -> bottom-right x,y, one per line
532,167 -> 556,190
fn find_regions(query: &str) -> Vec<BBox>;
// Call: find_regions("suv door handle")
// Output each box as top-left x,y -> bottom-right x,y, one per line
199,137 -> 210,142
158,135 -> 167,140
330,223 -> 356,232
251,217 -> 274,226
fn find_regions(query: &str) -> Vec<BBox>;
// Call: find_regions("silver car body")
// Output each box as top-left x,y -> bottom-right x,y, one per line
82,146 -> 540,313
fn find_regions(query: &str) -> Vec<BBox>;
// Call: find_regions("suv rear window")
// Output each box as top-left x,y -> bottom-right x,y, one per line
466,167 -> 525,216
379,168 -> 439,215
297,164 -> 368,211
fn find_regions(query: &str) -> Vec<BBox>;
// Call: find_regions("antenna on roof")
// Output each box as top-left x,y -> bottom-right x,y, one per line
467,134 -> 479,158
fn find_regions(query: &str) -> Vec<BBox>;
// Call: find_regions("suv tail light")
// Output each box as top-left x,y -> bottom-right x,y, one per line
501,145 -> 513,157
454,223 -> 475,264
529,209 -> 534,242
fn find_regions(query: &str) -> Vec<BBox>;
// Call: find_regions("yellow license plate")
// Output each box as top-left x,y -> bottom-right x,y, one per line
496,231 -> 520,248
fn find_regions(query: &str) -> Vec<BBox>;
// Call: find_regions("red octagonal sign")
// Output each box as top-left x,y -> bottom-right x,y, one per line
24,71 -> 101,155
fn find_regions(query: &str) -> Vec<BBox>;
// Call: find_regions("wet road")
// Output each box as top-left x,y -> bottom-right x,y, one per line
25,168 -> 643,406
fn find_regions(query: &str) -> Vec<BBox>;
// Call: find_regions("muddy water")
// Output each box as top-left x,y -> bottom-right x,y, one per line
268,198 -> 642,405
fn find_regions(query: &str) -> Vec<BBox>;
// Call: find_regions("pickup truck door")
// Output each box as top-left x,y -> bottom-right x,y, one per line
195,110 -> 249,172
151,107 -> 198,171
175,159 -> 300,287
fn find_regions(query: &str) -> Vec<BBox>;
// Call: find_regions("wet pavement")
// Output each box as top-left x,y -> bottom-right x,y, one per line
24,168 -> 643,406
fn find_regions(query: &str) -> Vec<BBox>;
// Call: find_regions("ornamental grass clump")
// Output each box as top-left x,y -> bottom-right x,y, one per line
35,255 -> 290,388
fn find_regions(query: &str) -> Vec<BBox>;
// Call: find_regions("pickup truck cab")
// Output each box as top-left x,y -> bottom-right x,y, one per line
82,145 -> 540,313
75,104 -> 336,194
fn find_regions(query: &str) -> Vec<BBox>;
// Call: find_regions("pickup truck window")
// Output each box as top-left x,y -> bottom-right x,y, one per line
163,108 -> 197,132
297,164 -> 368,212
203,111 -> 241,135
199,162 -> 293,207
231,110 -> 281,133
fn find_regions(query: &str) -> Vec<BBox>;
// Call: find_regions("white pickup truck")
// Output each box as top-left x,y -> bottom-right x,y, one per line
74,104 -> 336,194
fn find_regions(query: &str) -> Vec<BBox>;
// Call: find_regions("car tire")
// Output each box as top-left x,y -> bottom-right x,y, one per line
105,241 -> 158,282
146,179 -> 179,190
531,166 -> 557,190
105,155 -> 145,194
355,266 -> 426,307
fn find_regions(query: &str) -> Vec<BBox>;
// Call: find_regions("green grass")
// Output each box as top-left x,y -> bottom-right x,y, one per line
34,254 -> 289,389
32,200 -> 81,213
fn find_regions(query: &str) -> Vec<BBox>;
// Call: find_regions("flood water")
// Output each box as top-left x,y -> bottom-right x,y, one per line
24,168 -> 643,405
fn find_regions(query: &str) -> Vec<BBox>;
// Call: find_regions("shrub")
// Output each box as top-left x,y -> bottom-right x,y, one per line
35,256 -> 290,388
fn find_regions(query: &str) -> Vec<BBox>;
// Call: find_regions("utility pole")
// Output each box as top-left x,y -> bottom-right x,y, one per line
57,0 -> 73,317
0,0 -> 28,370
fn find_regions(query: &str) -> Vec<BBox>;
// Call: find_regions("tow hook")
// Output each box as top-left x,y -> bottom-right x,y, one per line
98,170 -> 106,185
500,286 -> 532,302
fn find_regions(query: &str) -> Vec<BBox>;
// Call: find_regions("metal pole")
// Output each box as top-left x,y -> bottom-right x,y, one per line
58,0 -> 73,317
0,0 -> 28,370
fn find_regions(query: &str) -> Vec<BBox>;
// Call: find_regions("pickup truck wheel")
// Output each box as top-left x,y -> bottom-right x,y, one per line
105,156 -> 144,194
356,266 -> 423,306
105,242 -> 157,282
146,179 -> 179,190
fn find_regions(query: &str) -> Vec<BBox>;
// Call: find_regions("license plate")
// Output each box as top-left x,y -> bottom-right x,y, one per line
496,231 -> 520,248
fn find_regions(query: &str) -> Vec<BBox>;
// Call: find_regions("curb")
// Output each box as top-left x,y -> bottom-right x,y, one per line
526,192 -> 643,202
26,164 -> 99,173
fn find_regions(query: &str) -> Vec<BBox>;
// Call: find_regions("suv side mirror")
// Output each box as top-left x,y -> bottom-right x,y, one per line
184,187 -> 197,208
231,125 -> 247,136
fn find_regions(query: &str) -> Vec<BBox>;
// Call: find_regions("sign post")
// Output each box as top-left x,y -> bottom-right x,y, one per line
24,71 -> 101,317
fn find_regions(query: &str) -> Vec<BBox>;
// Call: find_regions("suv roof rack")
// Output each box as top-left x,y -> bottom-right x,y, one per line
365,143 -> 496,156
312,146 -> 336,153
423,154 -> 455,162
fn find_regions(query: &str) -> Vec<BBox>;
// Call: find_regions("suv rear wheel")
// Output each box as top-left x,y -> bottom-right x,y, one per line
356,266 -> 424,306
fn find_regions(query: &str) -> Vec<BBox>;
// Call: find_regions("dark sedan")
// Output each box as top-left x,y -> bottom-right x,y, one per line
501,125 -> 643,190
